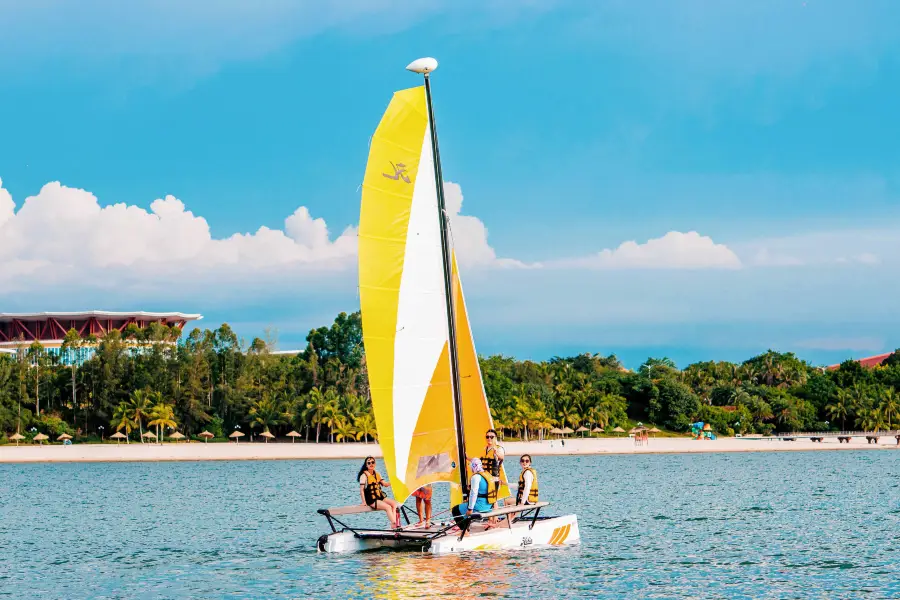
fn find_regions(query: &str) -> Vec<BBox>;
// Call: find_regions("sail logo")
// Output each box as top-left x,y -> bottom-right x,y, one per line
382,161 -> 411,183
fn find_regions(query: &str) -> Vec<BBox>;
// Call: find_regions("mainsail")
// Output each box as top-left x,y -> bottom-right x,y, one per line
359,85 -> 497,504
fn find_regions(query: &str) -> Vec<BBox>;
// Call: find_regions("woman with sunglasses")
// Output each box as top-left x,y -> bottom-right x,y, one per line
358,456 -> 400,528
480,428 -> 509,528
516,454 -> 539,505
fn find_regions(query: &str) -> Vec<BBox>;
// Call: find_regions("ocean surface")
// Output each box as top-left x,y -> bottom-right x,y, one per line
1,450 -> 898,599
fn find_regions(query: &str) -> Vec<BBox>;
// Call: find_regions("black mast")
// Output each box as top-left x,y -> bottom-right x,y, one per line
423,72 -> 469,497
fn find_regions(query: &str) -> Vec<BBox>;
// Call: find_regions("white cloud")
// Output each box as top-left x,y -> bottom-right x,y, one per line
0,179 -> 358,293
740,228 -> 898,268
444,182 -> 526,269
549,231 -> 742,270
0,177 -> 523,302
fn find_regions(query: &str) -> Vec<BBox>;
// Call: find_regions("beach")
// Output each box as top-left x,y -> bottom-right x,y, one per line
2,435 -> 897,463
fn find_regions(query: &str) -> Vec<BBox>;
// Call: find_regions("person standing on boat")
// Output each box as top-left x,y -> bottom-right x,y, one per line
516,454 -> 539,505
451,458 -> 497,526
358,456 -> 400,528
412,484 -> 433,527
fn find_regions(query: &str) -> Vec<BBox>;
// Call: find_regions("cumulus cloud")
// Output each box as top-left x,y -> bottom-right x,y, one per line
549,231 -> 742,270
0,177 -> 526,303
444,182 -> 526,269
0,178 -> 357,294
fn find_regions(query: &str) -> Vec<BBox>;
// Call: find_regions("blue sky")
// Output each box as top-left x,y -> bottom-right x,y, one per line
2,0 -> 900,368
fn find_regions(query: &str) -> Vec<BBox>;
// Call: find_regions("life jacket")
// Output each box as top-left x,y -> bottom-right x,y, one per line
516,467 -> 539,504
362,471 -> 386,505
474,472 -> 498,505
481,445 -> 503,479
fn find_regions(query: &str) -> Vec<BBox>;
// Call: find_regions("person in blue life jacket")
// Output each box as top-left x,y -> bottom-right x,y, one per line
451,457 -> 498,528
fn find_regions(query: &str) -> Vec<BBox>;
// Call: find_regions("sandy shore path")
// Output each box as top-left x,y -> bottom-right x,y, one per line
1,435 -> 897,463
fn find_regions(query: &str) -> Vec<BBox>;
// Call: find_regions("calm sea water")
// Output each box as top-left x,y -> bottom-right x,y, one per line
1,450 -> 898,599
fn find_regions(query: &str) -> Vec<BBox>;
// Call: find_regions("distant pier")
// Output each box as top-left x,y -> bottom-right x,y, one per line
774,431 -> 900,445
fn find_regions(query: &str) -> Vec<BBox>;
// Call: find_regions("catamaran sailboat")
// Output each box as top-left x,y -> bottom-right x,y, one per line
316,58 -> 579,554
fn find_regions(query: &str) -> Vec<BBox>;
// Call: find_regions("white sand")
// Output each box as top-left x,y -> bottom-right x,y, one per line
1,435 -> 897,463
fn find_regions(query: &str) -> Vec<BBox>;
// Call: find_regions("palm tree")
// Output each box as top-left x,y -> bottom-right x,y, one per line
878,387 -> 899,430
319,393 -> 341,443
826,389 -> 851,431
148,402 -> 177,444
304,388 -> 329,443
334,417 -> 357,443
111,403 -> 134,443
354,412 -> 377,443
249,395 -> 284,434
128,390 -> 154,443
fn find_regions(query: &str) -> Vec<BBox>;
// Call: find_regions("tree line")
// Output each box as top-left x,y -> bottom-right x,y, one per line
1,311 -> 899,443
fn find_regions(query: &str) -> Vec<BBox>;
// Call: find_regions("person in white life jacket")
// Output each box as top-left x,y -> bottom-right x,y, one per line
357,456 -> 400,528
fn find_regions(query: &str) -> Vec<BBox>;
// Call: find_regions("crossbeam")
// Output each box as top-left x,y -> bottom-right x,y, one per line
319,505 -> 377,516
470,502 -> 550,521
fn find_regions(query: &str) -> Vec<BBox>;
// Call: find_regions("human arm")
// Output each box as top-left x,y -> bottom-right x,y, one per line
359,475 -> 367,505
466,474 -> 481,514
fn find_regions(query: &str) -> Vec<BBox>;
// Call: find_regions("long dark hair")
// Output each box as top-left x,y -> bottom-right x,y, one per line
357,456 -> 376,482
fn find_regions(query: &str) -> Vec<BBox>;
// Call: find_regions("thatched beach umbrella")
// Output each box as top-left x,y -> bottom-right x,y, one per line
561,427 -> 574,436
628,427 -> 640,434
9,432 -> 25,446
57,433 -> 73,442
199,431 -> 214,443
229,431 -> 245,443
286,431 -> 301,443
142,431 -> 157,440
259,431 -> 275,443
612,426 -> 626,433
169,432 -> 186,442
110,431 -> 127,444
648,427 -> 661,435
591,427 -> 604,433
576,426 -> 590,437
33,433 -> 49,445
549,427 -> 563,437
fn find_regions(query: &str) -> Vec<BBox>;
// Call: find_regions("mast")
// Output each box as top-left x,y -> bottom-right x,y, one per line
409,58 -> 469,496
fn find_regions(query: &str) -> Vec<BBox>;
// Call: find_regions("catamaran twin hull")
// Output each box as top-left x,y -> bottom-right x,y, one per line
317,503 -> 580,554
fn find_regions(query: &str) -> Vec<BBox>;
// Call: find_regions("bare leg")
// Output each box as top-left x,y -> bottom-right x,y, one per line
373,500 -> 397,528
425,499 -> 432,525
415,497 -> 425,525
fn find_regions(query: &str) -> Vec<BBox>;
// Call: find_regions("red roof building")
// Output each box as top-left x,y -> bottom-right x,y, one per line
825,352 -> 894,371
0,311 -> 202,350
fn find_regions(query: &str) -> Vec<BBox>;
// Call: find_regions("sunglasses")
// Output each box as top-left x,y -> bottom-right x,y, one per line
366,461 -> 375,465
520,459 -> 530,464
485,435 -> 495,439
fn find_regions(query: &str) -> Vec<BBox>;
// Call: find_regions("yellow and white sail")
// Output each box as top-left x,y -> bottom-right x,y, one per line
359,84 -> 501,505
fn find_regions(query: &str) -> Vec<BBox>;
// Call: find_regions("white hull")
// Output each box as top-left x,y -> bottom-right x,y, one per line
318,514 -> 579,554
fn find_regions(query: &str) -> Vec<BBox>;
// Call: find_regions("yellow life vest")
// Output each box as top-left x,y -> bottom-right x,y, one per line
474,471 -> 498,505
516,467 -> 539,504
481,446 -> 503,478
362,471 -> 385,505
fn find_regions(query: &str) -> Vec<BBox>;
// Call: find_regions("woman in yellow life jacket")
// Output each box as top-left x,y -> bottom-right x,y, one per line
516,454 -> 540,505
357,456 -> 400,528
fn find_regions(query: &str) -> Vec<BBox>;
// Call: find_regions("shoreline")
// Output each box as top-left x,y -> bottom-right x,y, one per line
1,436 -> 898,464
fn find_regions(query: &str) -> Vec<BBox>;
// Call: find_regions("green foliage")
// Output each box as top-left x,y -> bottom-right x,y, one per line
0,310 -> 897,441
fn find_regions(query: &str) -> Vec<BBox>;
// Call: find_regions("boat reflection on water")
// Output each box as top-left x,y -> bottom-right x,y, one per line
360,550 -> 558,599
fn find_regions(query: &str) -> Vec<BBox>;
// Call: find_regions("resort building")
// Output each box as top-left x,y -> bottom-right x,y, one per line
825,351 -> 895,371
0,311 -> 202,363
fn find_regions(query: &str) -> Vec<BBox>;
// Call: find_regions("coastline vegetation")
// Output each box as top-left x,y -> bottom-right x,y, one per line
1,311 -> 899,444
